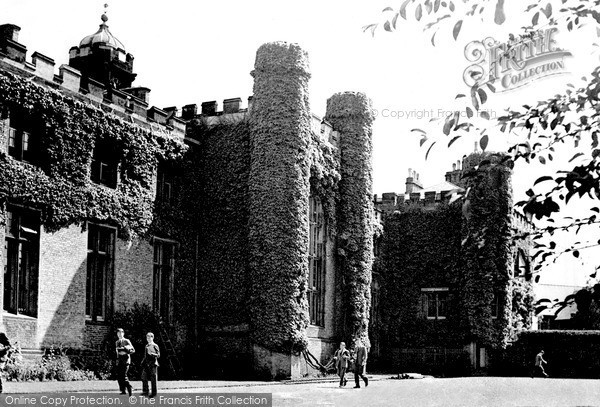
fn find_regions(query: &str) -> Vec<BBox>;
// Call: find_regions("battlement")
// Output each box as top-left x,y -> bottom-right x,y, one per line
374,188 -> 461,214
513,209 -> 535,233
0,23 -> 185,139
180,100 -> 339,147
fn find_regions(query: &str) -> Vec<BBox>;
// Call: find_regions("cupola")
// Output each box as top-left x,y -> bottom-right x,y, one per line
68,5 -> 136,90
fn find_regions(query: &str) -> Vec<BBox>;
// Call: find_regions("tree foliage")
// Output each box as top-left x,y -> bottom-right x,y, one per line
368,0 -> 600,275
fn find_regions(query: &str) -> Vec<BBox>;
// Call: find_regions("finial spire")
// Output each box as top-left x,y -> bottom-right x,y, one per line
101,3 -> 109,23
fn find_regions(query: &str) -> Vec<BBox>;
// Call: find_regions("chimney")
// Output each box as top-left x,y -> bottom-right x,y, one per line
405,168 -> 424,195
0,24 -> 20,42
0,24 -> 26,63
201,101 -> 218,115
181,104 -> 197,120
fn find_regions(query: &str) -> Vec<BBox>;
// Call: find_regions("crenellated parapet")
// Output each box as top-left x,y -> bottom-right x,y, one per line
0,24 -> 185,139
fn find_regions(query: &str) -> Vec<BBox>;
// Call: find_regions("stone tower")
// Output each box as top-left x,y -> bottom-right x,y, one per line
248,42 -> 312,378
325,92 -> 375,346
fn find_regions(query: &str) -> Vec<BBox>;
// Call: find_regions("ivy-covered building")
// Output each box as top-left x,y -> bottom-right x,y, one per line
0,13 -> 375,379
372,153 -> 534,374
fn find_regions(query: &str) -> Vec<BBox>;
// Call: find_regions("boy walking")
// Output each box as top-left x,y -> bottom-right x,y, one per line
532,350 -> 548,378
353,339 -> 369,388
115,328 -> 134,396
333,342 -> 350,387
141,332 -> 160,397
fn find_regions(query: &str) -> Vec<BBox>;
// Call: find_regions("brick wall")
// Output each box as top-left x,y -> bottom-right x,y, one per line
38,225 -> 87,348
83,323 -> 110,349
114,237 -> 153,311
4,314 -> 37,348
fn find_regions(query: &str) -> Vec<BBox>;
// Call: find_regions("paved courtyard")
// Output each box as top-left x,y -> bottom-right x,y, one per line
5,377 -> 600,407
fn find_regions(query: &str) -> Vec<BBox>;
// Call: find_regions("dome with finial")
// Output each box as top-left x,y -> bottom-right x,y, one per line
78,7 -> 125,51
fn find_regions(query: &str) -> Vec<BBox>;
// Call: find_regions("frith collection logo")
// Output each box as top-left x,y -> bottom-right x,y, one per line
463,28 -> 572,91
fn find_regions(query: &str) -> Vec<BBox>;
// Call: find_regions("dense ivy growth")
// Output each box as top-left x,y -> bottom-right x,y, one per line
378,153 -> 533,354
461,156 -> 514,347
378,204 -> 465,347
326,92 -> 374,347
0,71 -> 186,238
248,42 -> 313,353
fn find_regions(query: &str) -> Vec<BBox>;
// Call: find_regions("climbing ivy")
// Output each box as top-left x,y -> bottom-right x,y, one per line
378,153 -> 533,353
326,91 -> 375,347
0,70 -> 186,239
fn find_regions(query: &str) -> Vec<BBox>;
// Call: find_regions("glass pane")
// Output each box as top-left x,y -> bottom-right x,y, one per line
153,264 -> 161,312
438,293 -> 448,318
85,254 -> 95,317
4,240 -> 19,313
161,264 -> 171,320
427,293 -> 436,318
95,256 -> 105,318
22,131 -> 29,152
8,128 -> 16,148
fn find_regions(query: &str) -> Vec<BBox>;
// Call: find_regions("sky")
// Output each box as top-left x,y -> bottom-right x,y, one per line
3,0 -> 599,289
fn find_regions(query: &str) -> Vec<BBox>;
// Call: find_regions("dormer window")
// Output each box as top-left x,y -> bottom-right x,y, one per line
7,109 -> 39,164
90,142 -> 118,188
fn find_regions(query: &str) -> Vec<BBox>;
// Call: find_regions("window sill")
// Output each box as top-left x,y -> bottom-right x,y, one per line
3,311 -> 37,320
85,318 -> 108,326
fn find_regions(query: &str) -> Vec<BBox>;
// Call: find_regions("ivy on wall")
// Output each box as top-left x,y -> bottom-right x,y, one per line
248,42 -> 313,354
378,153 -> 533,352
326,92 -> 375,347
378,204 -> 465,348
0,71 -> 186,239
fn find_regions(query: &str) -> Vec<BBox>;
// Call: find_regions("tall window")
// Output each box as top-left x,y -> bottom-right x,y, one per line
422,288 -> 449,320
308,197 -> 326,327
153,239 -> 175,323
4,206 -> 39,317
90,142 -> 118,188
7,109 -> 38,163
491,292 -> 501,319
156,166 -> 174,205
86,224 -> 115,322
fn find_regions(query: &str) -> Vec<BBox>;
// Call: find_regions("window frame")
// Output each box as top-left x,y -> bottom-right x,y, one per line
152,237 -> 177,324
90,143 -> 119,189
3,205 -> 40,318
85,223 -> 116,323
156,165 -> 175,205
421,287 -> 449,320
491,292 -> 501,319
7,109 -> 39,164
308,197 -> 326,327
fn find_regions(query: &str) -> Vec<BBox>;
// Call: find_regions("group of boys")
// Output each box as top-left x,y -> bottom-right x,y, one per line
333,340 -> 369,388
115,329 -> 161,398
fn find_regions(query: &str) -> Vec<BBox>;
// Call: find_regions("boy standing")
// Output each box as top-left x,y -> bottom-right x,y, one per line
115,328 -> 134,396
141,332 -> 160,397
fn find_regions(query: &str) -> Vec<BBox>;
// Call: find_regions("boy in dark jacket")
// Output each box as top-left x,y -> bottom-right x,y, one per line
115,328 -> 134,396
141,332 -> 160,397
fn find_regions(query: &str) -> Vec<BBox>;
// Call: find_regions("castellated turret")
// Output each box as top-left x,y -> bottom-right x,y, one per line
326,92 -> 375,347
248,41 -> 312,377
